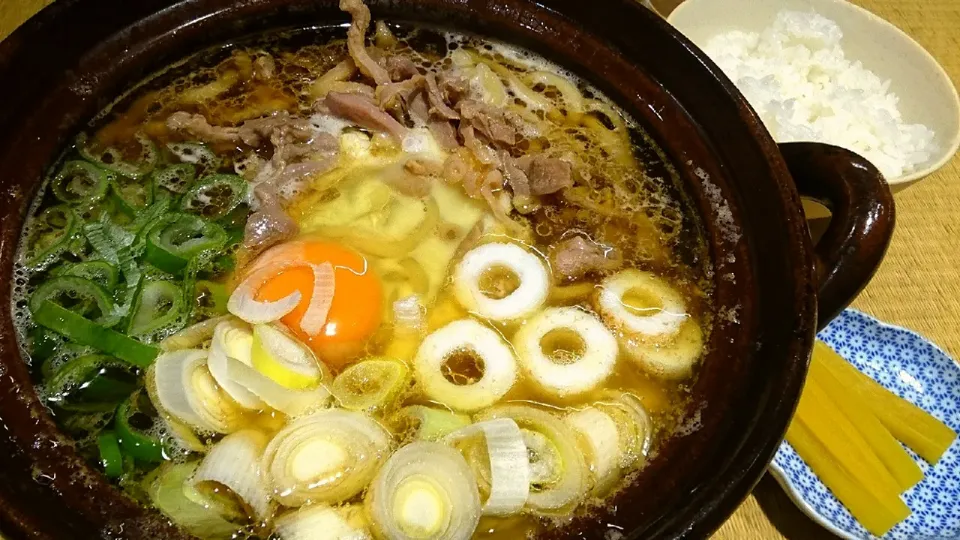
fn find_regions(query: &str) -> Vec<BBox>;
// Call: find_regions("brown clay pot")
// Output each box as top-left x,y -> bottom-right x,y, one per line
0,0 -> 893,538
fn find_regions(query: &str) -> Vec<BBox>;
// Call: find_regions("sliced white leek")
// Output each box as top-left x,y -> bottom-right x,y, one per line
251,323 -> 326,390
565,407 -> 621,495
390,405 -> 471,442
192,430 -> 274,521
444,418 -> 530,516
274,504 -> 371,540
475,405 -> 586,514
225,358 -> 331,417
413,319 -> 517,412
262,409 -> 392,506
207,320 -> 264,409
366,441 -> 481,540
453,242 -> 549,322
148,350 -> 248,434
331,358 -> 410,413
512,307 -> 618,398
596,269 -> 689,339
144,461 -> 240,539
149,350 -> 214,431
596,392 -> 654,469
159,315 -> 233,352
621,318 -> 704,381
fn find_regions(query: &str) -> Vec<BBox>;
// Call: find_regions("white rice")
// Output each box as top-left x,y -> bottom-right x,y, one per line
704,10 -> 937,180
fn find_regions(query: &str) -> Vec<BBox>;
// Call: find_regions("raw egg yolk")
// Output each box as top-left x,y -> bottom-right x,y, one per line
252,240 -> 382,368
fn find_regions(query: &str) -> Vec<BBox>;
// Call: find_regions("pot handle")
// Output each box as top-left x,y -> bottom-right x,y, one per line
778,142 -> 895,330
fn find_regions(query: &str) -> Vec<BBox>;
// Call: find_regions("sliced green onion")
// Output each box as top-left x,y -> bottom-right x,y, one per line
23,204 -> 77,269
167,142 -> 222,175
366,441 -> 481,540
44,353 -> 139,412
30,276 -> 119,327
31,300 -> 159,368
390,405 -> 471,442
145,213 -> 227,274
180,174 -> 247,220
192,280 -> 229,319
115,392 -> 165,462
28,327 -> 60,365
151,163 -> 197,196
61,409 -> 114,437
77,132 -> 158,179
193,430 -> 274,521
565,407 -> 622,495
52,160 -> 110,204
97,430 -> 124,478
274,504 -> 370,540
251,323 -> 325,390
475,405 -> 587,515
111,173 -> 154,215
331,358 -> 409,413
59,260 -> 120,292
262,409 -> 392,506
128,196 -> 173,239
144,461 -> 241,539
127,279 -> 185,337
445,418 -> 529,516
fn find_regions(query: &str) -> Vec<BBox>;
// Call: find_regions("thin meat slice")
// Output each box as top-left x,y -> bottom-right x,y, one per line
438,71 -> 469,106
377,75 -> 425,113
385,55 -> 420,81
166,112 -> 241,143
406,91 -> 430,126
340,0 -> 391,86
325,91 -> 408,141
550,236 -> 623,281
459,100 -> 525,146
526,155 -> 574,195
500,153 -> 536,213
425,73 -> 459,120
428,119 -> 459,150
254,54 -> 276,80
244,184 -> 299,256
460,124 -> 500,166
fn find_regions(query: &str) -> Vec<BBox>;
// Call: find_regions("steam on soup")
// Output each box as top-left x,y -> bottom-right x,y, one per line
12,0 -> 713,538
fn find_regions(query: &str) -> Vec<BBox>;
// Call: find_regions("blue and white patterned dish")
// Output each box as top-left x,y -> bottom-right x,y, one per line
769,309 -> 960,540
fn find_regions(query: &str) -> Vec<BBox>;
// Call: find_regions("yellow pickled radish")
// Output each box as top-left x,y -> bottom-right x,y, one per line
808,352 -> 924,491
814,341 -> 957,464
793,375 -> 902,497
251,324 -> 325,389
786,419 -> 910,537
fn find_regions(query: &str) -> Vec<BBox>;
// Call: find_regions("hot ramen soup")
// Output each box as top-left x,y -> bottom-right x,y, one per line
13,1 -> 713,538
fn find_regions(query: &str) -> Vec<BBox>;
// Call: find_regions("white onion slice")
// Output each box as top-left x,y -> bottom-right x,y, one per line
445,418 -> 530,516
262,409 -> 392,507
149,350 -> 213,430
274,504 -> 371,540
207,320 -> 264,409
228,260 -> 335,337
565,407 -> 622,494
298,261 -> 335,336
192,430 -> 273,520
366,441 -> 481,540
228,260 -> 304,324
453,242 -> 549,322
414,319 -> 517,412
513,307 -> 618,397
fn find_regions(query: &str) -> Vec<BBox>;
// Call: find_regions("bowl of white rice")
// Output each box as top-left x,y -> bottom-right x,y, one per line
667,0 -> 960,190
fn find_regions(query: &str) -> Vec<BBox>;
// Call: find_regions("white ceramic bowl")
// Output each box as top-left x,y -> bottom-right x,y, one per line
667,0 -> 960,191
